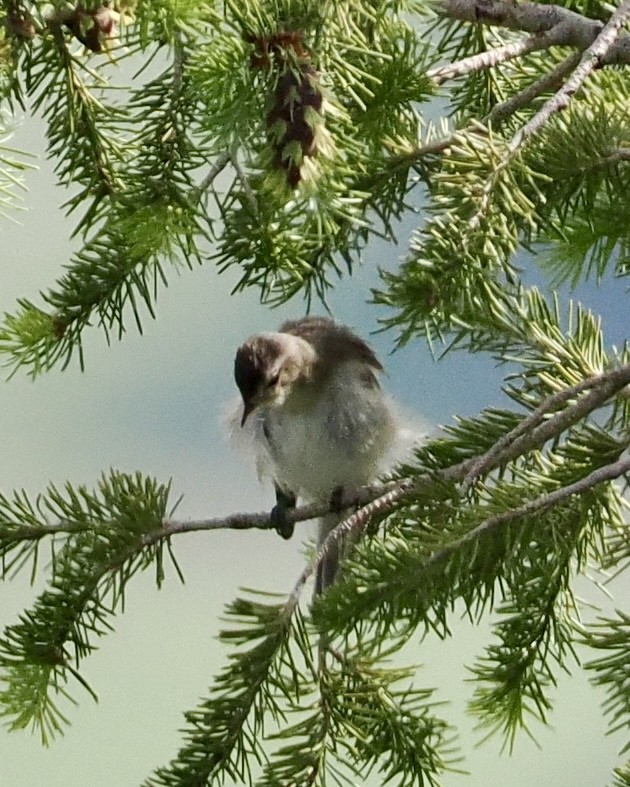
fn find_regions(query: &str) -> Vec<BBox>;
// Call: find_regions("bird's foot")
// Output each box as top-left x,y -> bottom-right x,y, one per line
329,486 -> 346,513
271,486 -> 296,540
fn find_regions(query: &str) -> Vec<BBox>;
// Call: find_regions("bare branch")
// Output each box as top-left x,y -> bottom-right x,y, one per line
461,364 -> 630,492
427,29 -> 568,85
428,455 -> 630,569
510,0 -> 630,147
486,51 -> 581,127
193,151 -> 231,203
466,0 -> 630,232
606,147 -> 630,162
439,0 -> 630,65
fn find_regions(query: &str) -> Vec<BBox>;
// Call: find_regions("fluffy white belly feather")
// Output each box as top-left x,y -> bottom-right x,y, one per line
261,365 -> 396,500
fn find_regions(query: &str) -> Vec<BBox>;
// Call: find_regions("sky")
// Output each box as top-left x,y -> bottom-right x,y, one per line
0,71 -> 628,787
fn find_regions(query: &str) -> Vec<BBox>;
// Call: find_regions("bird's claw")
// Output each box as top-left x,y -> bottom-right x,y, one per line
329,486 -> 345,513
270,504 -> 295,539
271,485 -> 297,539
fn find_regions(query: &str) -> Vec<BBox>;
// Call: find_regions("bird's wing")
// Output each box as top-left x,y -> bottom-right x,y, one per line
279,316 -> 383,372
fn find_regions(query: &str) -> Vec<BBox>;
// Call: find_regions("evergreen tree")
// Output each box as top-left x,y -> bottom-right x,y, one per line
0,0 -> 628,784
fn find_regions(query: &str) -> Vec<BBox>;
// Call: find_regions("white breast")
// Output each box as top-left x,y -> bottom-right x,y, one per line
260,361 -> 397,501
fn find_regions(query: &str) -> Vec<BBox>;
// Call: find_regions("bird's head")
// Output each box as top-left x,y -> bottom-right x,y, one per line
234,333 -> 316,426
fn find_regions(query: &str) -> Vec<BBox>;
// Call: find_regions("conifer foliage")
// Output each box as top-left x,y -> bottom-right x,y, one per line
0,0 -> 628,785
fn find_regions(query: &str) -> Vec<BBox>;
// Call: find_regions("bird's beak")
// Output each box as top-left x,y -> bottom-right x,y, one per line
241,399 -> 255,427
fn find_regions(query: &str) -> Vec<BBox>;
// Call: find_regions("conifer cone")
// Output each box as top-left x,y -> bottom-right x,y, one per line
266,63 -> 325,188
246,31 -> 329,188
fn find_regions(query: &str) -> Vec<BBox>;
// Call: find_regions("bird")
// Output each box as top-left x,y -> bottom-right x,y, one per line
233,316 -> 398,594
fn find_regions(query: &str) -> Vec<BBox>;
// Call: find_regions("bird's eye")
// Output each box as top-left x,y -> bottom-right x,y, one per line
267,373 -> 280,388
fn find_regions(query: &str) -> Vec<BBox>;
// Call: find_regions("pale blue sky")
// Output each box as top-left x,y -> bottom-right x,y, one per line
0,97 -> 627,787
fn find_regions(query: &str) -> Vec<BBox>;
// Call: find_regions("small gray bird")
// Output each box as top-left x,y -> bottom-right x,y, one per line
234,316 -> 397,594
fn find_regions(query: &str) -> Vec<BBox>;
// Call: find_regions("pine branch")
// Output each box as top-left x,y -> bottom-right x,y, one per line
0,472 -> 173,743
583,611 -> 630,756
612,761 -> 630,787
317,459 -> 621,651
145,596 -> 308,787
255,707 -> 331,786
432,455 -> 630,563
322,651 -> 453,786
461,365 -> 630,491
0,3 -> 626,783
1,2 -> 439,372
405,0 -> 630,284
431,286 -> 611,382
0,135 -> 34,219
33,23 -> 125,223
0,41 -> 216,377
311,370 -> 629,644
279,364 -> 630,616
0,363 -> 623,749
463,0 -> 630,235
148,591 -> 454,787
468,518 -> 580,749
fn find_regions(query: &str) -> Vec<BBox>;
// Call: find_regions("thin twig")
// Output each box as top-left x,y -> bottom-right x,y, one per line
510,0 -> 630,149
396,134 -> 458,165
428,29 -> 567,85
193,151 -> 231,203
355,133 -> 458,189
172,32 -> 184,94
467,0 -> 630,233
428,455 -> 630,568
230,151 -> 258,212
486,50 -> 581,127
151,481 -> 401,547
460,365 -> 630,493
